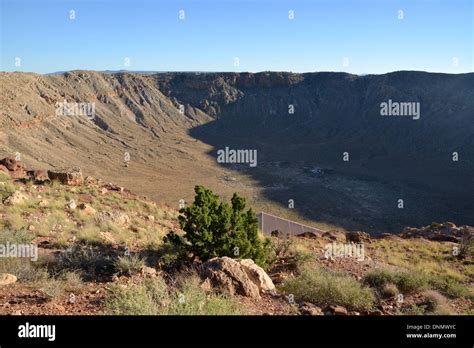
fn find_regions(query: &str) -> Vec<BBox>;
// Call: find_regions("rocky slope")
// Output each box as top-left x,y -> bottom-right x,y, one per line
0,164 -> 472,315
1,70 -> 473,232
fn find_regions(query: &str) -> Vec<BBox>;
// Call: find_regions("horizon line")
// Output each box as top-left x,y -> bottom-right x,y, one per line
2,69 -> 473,76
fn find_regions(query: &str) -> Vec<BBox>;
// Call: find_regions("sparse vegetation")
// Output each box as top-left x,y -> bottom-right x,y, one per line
281,264 -> 375,311
105,273 -> 243,315
421,290 -> 453,315
0,257 -> 49,282
460,233 -> 474,259
363,269 -> 428,294
61,271 -> 85,293
371,238 -> 469,282
0,176 -> 16,200
38,277 -> 66,300
54,243 -> 115,280
381,283 -> 399,298
428,275 -> 474,300
114,254 -> 145,276
363,269 -> 472,300
0,228 -> 33,245
0,161 -> 472,316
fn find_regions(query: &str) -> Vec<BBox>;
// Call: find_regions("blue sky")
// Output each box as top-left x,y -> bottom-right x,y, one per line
1,0 -> 472,74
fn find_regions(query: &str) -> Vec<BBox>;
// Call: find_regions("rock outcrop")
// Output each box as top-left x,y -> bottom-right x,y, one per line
400,222 -> 473,242
0,158 -> 52,183
0,157 -> 27,179
27,169 -> 50,183
346,231 -> 371,243
201,257 -> 275,299
48,168 -> 84,186
0,157 -> 24,171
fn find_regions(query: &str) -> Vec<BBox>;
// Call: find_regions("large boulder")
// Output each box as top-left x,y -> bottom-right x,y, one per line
239,259 -> 276,294
48,168 -> 84,186
201,257 -> 275,299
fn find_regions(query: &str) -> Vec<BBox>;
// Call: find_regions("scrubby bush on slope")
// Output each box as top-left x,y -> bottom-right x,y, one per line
164,185 -> 271,267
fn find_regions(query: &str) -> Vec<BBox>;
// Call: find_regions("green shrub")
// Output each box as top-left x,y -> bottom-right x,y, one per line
281,265 -> 375,311
105,274 -> 243,315
395,272 -> 429,293
397,304 -> 427,315
169,274 -> 243,315
55,243 -> 115,280
164,186 -> 271,267
38,278 -> 65,300
428,275 -> 473,299
363,269 -> 428,294
421,290 -> 453,315
0,258 -> 49,282
0,228 -> 34,245
153,243 -> 185,268
361,269 -> 393,288
271,236 -> 294,259
381,283 -> 399,298
459,233 -> 474,259
61,271 -> 84,293
363,269 -> 471,299
0,180 -> 16,200
105,278 -> 167,315
114,255 -> 145,276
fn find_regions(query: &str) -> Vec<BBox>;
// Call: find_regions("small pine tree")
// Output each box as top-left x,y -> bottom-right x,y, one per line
164,186 -> 271,267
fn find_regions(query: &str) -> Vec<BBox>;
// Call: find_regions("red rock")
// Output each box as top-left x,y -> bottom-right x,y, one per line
10,170 -> 27,179
0,157 -> 24,171
27,169 -> 50,183
0,164 -> 9,174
